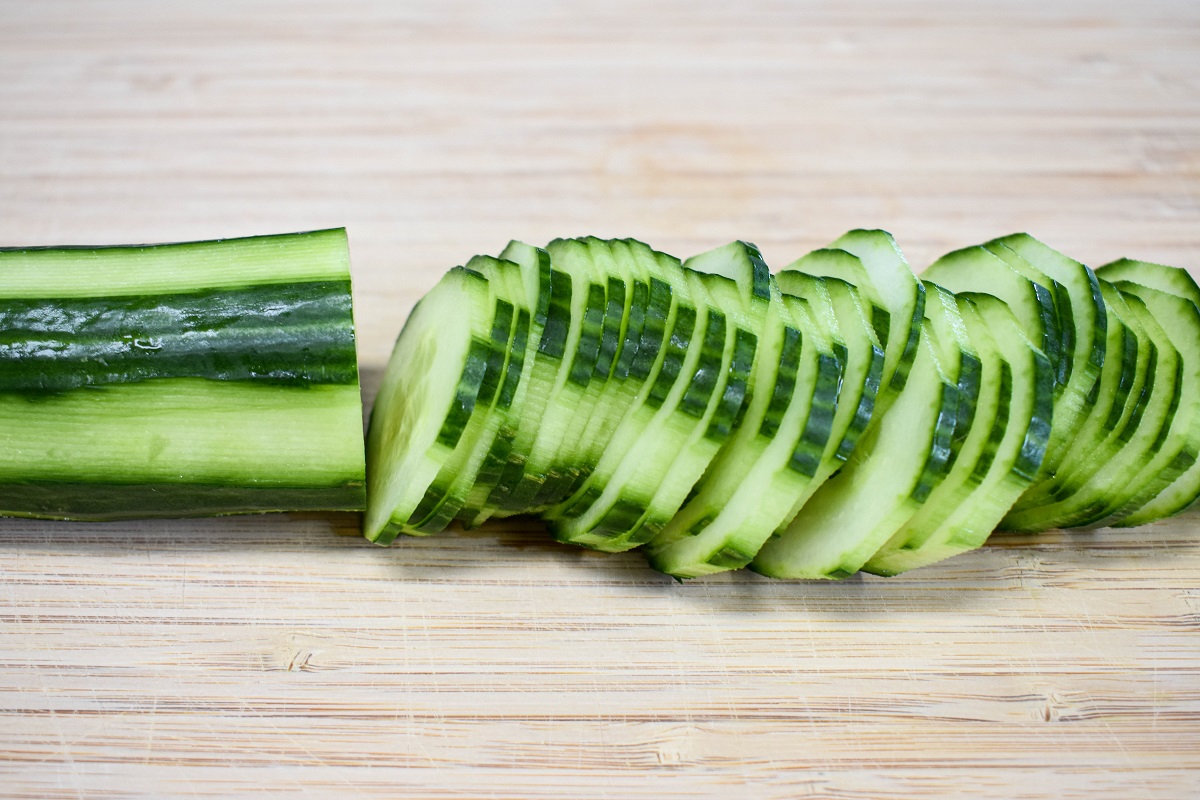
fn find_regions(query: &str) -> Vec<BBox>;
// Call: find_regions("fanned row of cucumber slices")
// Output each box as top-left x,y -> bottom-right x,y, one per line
365,231 -> 1200,579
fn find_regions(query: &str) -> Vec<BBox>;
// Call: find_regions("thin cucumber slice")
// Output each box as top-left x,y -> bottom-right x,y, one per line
482,244 -> 576,516
813,230 -> 925,398
365,266 -> 499,541
985,235 -> 1107,483
1008,284 -> 1140,512
752,321 -> 960,579
530,238 -> 648,509
570,268 -> 745,550
922,245 -> 1061,394
1004,290 -> 1181,531
770,271 -> 886,529
646,290 -> 841,578
775,267 -> 885,464
1097,259 -> 1200,524
1080,281 -> 1200,527
863,283 -> 987,573
496,238 -> 613,511
405,257 -> 531,533
462,241 -> 558,527
545,245 -> 700,549
867,294 -> 1054,574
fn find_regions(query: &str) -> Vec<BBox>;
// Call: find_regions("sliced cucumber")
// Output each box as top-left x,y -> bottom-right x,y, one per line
1004,282 -> 1141,514
769,270 -> 886,530
366,266 -> 509,541
560,265 -> 746,550
809,230 -> 925,398
1096,259 -> 1200,524
751,319 -> 960,580
984,235 -> 1107,489
866,294 -> 1054,573
1004,288 -> 1181,530
645,244 -> 842,578
1079,280 -> 1200,527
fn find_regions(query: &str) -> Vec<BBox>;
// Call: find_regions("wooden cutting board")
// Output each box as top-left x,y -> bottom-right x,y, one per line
2,2 -> 1198,797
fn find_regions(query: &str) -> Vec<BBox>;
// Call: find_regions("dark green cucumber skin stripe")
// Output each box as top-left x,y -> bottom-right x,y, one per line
0,280 -> 357,392
888,287 -> 925,392
630,279 -> 672,382
835,342 -> 884,463
0,480 -> 365,521
645,305 -> 697,411
759,327 -> 803,439
678,310 -> 727,419
595,276 -> 628,380
1103,326 -> 1139,431
969,362 -> 1014,483
436,337 -> 491,449
788,352 -> 844,476
568,283 -> 607,387
909,382 -> 960,504
705,328 -> 756,441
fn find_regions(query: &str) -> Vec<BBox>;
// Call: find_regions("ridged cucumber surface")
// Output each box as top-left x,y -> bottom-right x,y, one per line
0,229 -> 365,521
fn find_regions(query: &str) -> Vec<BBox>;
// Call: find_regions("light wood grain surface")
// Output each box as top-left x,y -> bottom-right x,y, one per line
2,1 -> 1199,797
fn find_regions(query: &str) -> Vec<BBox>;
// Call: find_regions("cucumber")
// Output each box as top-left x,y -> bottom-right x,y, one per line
865,294 -> 1054,573
1003,282 -> 1142,514
495,239 -> 615,512
1095,259 -> 1200,524
806,230 -> 925,399
366,265 -> 511,541
751,318 -> 960,580
0,229 -> 365,520
644,243 -> 842,577
363,230 -> 1200,579
863,283 -> 987,574
1078,280 -> 1200,527
1003,288 -> 1181,531
556,263 -> 747,551
402,256 -> 531,533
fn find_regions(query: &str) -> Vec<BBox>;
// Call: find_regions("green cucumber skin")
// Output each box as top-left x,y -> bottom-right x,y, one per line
2,230 -> 366,522
0,481 -> 365,521
0,280 -> 357,392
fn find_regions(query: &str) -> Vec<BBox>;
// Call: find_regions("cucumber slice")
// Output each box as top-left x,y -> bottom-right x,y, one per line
1097,259 -> 1200,524
984,235 -> 1107,486
769,270 -> 886,528
462,241 -> 559,527
866,294 -> 1054,573
751,319 -> 960,580
568,266 -> 749,550
863,283 -> 987,573
1080,281 -> 1200,527
644,243 -> 843,577
0,229 -> 365,521
810,230 -> 925,398
1004,283 -> 1141,513
545,243 -> 702,549
1004,288 -> 1181,531
404,256 -> 531,533
495,239 -> 614,511
365,266 -> 502,541
922,245 -> 1061,393
530,237 -> 654,509
481,244 -> 575,516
